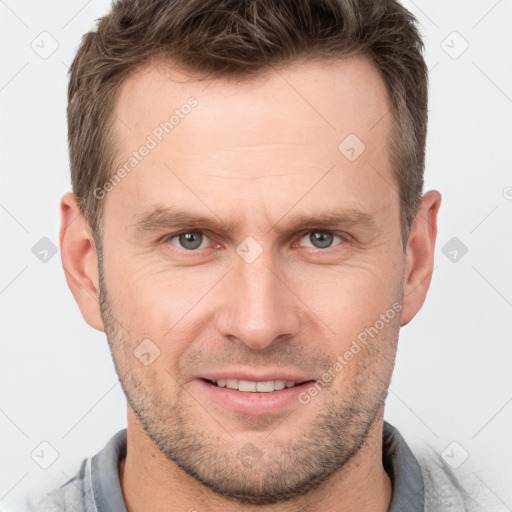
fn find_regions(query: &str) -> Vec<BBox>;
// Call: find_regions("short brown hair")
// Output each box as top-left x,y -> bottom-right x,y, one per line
67,0 -> 428,249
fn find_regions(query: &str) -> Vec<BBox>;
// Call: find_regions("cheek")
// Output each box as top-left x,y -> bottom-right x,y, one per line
102,230 -> 403,347
301,263 -> 401,329
103,251 -> 222,343
301,265 -> 402,383
332,312 -> 400,398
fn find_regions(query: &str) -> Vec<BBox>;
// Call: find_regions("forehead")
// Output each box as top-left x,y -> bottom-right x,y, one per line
113,56 -> 391,153
107,57 -> 396,230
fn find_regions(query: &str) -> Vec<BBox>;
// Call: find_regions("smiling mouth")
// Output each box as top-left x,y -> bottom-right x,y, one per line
201,378 -> 313,393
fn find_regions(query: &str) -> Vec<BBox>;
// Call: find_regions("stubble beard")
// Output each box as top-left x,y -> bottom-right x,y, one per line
98,257 -> 400,506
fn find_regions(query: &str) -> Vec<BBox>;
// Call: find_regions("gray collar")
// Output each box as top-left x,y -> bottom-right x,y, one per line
384,420 -> 425,511
91,429 -> 128,512
91,421 -> 424,511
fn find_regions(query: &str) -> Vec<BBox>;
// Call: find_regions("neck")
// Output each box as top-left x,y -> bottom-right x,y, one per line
120,409 -> 391,512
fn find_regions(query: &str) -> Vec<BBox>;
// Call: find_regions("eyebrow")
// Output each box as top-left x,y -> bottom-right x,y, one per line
132,205 -> 377,234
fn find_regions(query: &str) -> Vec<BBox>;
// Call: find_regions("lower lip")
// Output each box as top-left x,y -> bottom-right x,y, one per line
195,379 -> 313,415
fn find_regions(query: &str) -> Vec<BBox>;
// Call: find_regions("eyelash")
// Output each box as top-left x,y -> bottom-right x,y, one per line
160,230 -> 349,254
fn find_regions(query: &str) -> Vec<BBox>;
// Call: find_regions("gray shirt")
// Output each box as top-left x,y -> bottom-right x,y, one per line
27,421 -> 490,511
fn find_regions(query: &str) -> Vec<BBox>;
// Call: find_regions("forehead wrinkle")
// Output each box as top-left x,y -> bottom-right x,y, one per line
131,204 -> 378,237
271,209 -> 378,235
132,205 -> 234,233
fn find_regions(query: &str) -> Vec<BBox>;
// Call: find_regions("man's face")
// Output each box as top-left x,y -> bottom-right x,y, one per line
99,57 -> 405,504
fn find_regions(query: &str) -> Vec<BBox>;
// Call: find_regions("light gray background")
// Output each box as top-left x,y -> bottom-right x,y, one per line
1,1 -> 511,510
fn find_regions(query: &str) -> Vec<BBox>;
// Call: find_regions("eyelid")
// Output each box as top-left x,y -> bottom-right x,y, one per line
160,230 -> 216,248
161,229 -> 350,251
294,230 -> 349,249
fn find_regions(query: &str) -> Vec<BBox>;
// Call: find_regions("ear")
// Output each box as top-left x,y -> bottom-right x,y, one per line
400,190 -> 442,327
59,192 -> 105,332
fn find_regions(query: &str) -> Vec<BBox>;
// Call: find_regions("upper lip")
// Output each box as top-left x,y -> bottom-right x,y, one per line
199,369 -> 314,384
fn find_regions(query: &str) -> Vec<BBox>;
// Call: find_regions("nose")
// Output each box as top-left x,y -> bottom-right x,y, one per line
215,245 -> 302,350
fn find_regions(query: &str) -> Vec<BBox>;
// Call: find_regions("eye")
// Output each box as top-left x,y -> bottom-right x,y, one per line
162,229 -> 347,253
166,231 -> 211,251
297,231 -> 345,250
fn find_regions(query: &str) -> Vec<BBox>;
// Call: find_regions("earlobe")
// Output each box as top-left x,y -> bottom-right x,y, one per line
400,190 -> 442,327
59,192 -> 105,332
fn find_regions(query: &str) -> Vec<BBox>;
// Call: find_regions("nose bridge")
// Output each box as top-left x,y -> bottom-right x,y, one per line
216,240 -> 300,349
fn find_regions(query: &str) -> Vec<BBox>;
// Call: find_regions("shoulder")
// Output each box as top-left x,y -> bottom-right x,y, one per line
383,422 -> 504,512
412,443 -> 502,512
26,429 -> 127,512
26,458 -> 95,512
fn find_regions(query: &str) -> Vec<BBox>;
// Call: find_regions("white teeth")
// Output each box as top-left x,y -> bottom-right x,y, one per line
256,381 -> 274,392
226,379 -> 238,390
239,380 -> 257,392
213,378 -> 298,392
274,380 -> 286,390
